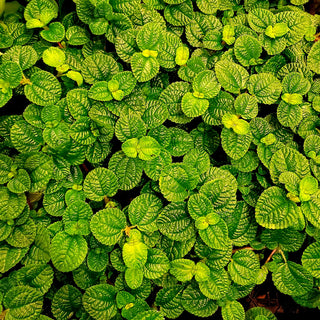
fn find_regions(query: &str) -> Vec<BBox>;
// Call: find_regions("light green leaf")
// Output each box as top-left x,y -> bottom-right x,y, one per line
170,259 -> 195,282
125,267 -> 144,290
40,22 -> 65,42
221,301 -> 245,320
123,240 -> 148,269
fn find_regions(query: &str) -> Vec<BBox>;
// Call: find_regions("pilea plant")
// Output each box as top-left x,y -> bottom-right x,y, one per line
0,0 -> 320,320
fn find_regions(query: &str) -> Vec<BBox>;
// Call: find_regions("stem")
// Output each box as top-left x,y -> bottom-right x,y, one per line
264,248 -> 277,265
232,246 -> 254,253
57,42 -> 64,49
279,249 -> 287,263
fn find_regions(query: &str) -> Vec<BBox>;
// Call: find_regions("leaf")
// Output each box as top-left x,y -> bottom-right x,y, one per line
0,245 -> 28,273
157,202 -> 196,241
170,259 -> 195,282
90,208 -> 126,246
13,264 -> 54,295
181,92 -> 209,118
301,242 -> 320,278
2,45 -> 37,70
50,231 -> 88,272
255,186 -> 300,229
155,286 -> 184,318
281,72 -> 311,95
143,248 -> 170,279
215,60 -> 249,94
159,163 -> 199,202
83,167 -> 118,201
63,201 -> 93,236
307,41 -> 320,74
128,193 -> 162,232
248,8 -> 276,33
51,285 -> 82,320
88,81 -> 113,102
0,186 -> 26,220
164,0 -> 194,27
198,268 -> 230,300
269,147 -> 310,184
108,151 -> 144,190
40,22 -> 65,42
234,93 -> 258,120
181,283 -> 218,317
83,284 -> 118,320
221,128 -> 252,160
245,307 -> 277,320
0,61 -> 22,88
136,22 -> 164,51
221,301 -> 245,320
6,218 -> 36,248
228,249 -> 260,285
4,285 -> 43,320
183,148 -> 210,175
277,101 -> 302,128
24,70 -> 62,106
67,88 -> 91,119
234,35 -> 262,67
272,261 -> 313,296
10,120 -> 43,153
66,26 -> 90,45
301,190 -> 320,229
123,240 -> 148,269
247,73 -> 282,105
131,53 -> 160,82
7,169 -> 31,193
193,70 -> 221,99
125,267 -> 144,290
132,310 -> 164,320
81,52 -> 119,84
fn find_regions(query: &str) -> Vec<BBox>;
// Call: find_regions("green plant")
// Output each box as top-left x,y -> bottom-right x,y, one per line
0,0 -> 320,319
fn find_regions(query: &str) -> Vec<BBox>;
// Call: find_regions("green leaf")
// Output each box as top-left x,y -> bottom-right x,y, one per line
183,148 -> 210,175
301,190 -> 320,229
88,81 -> 113,102
128,193 -> 162,233
40,22 -> 65,42
6,218 -> 36,248
221,128 -> 252,160
193,70 -> 221,99
157,202 -> 195,241
234,35 -> 262,67
13,264 -> 53,295
144,149 -> 172,181
108,151 -> 144,190
234,93 -> 258,120
83,284 -> 118,320
273,261 -> 313,296
90,208 -> 126,245
215,60 -> 249,94
2,45 -> 37,71
0,61 -> 22,88
181,283 -> 218,317
155,286 -> 184,318
66,26 -> 90,45
7,169 -> 31,194
0,186 -> 26,220
131,310 -> 164,320
299,176 -> 318,202
247,73 -> 282,105
50,231 -> 88,272
248,8 -> 276,33
113,71 -> 137,96
255,186 -> 300,229
159,163 -> 199,202
228,249 -> 260,285
198,268 -> 230,300
143,248 -> 170,279
301,242 -> 320,278
24,70 -> 62,106
131,53 -> 160,82
181,92 -> 209,118
281,72 -> 310,95
221,301 -> 245,320
63,201 -> 93,236
164,0 -> 194,27
170,259 -> 195,282
67,88 -> 91,119
277,101 -> 302,128
24,0 -> 58,28
308,41 -> 320,74
83,167 -> 118,201
245,307 -> 277,320
0,245 -> 28,273
4,285 -> 43,320
269,147 -> 310,184
51,285 -> 82,320
81,52 -> 119,84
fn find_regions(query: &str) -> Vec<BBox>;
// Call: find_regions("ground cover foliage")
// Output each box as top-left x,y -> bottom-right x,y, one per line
0,0 -> 320,319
